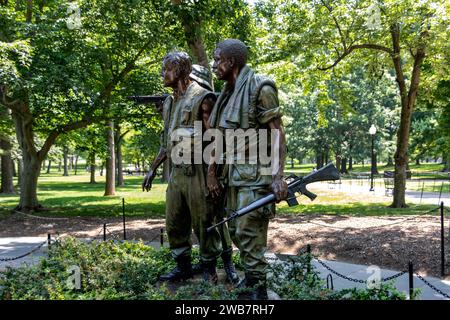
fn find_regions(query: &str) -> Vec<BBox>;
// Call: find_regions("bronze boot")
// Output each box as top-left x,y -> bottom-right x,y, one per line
221,248 -> 240,286
159,255 -> 193,281
202,260 -> 218,284
237,277 -> 268,300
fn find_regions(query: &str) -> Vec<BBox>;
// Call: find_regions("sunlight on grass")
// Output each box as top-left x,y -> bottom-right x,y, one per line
0,169 -> 443,218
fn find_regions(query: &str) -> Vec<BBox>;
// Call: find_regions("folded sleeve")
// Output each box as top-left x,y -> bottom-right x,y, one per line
256,85 -> 282,124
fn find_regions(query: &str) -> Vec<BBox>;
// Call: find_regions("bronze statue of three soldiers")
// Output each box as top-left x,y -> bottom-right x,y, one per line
143,39 -> 288,300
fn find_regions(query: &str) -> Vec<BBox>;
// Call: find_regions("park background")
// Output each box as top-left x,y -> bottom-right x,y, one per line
0,0 -> 450,300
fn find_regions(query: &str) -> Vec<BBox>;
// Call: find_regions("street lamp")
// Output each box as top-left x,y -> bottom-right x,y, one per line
369,124 -> 377,191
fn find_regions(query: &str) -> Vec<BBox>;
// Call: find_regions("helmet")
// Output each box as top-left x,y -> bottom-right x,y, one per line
190,64 -> 213,91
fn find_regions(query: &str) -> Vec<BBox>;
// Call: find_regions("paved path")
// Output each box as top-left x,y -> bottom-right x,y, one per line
316,179 -> 450,206
1,238 -> 449,300
0,237 -> 48,271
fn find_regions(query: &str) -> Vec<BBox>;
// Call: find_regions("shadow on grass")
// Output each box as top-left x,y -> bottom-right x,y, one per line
277,203 -> 440,216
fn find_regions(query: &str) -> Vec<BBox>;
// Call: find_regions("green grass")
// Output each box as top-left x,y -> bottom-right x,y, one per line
285,162 -> 446,176
0,173 -> 166,218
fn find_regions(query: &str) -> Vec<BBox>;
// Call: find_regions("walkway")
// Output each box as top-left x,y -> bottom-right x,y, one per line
1,237 -> 449,300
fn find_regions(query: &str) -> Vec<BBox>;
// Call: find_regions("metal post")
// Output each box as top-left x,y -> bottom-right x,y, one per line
420,180 -> 425,204
47,233 -> 51,249
370,135 -> 374,191
306,244 -> 311,273
441,202 -> 445,277
160,228 -> 164,246
326,274 -> 334,290
103,223 -> 107,241
122,198 -> 126,240
408,261 -> 414,300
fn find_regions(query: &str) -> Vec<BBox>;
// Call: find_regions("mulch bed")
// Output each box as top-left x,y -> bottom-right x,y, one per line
0,212 -> 449,279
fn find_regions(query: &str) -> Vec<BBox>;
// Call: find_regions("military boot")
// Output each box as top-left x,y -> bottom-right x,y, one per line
159,255 -> 193,282
221,248 -> 240,286
237,277 -> 268,300
202,260 -> 218,284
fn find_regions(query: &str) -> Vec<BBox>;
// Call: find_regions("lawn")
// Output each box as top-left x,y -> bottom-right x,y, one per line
0,173 -> 166,218
0,169 -> 442,218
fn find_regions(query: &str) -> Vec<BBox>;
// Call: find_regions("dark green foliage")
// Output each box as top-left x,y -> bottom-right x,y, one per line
0,238 -> 408,300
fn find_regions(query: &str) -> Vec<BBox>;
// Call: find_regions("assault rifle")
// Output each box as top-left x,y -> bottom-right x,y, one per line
207,162 -> 340,232
127,94 -> 169,105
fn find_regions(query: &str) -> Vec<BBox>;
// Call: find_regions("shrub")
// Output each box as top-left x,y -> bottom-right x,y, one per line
0,238 -> 409,300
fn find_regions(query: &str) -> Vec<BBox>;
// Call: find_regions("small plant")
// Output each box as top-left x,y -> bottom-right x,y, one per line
0,238 -> 410,300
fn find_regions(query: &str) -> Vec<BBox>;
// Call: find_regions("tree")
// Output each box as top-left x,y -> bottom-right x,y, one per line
0,106 -> 15,194
255,0 -> 450,207
0,0 -> 175,211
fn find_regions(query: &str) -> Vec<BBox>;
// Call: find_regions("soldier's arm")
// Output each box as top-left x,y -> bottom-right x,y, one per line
142,147 -> 167,192
201,95 -> 222,199
258,85 -> 288,201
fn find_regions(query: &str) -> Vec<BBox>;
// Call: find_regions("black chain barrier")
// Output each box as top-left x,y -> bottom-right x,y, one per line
317,258 -> 407,283
0,239 -> 48,262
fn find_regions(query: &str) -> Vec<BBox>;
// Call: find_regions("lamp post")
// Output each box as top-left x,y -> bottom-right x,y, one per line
369,124 -> 377,191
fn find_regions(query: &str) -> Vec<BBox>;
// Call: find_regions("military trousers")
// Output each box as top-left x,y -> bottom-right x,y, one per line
165,164 -> 222,262
226,186 -> 275,281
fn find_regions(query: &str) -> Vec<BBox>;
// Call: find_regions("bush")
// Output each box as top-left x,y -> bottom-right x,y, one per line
0,238 -> 409,300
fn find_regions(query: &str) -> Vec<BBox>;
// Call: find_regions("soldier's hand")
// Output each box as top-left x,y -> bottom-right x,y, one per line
142,170 -> 155,192
272,177 -> 288,202
207,173 -> 222,199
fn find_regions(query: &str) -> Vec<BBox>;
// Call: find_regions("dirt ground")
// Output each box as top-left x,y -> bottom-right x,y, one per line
0,212 -> 449,279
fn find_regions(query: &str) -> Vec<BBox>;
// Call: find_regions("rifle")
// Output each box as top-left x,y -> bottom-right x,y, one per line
207,162 -> 340,232
127,94 -> 169,104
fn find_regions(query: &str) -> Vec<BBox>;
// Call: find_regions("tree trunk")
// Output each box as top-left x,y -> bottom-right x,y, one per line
335,155 -> 341,172
0,137 -> 16,194
58,161 -> 61,172
340,158 -> 348,174
316,152 -> 324,169
415,157 -> 420,165
387,156 -> 394,166
100,162 -> 104,176
390,23 -> 426,208
18,153 -> 42,212
104,121 -> 115,196
115,126 -> 124,187
12,159 -> 16,177
69,155 -> 73,171
74,155 -> 78,175
89,151 -> 96,184
17,157 -> 22,188
10,108 -> 45,212
349,156 -> 353,171
290,157 -> 294,169
46,160 -> 51,174
63,146 -> 69,176
26,0 -> 32,23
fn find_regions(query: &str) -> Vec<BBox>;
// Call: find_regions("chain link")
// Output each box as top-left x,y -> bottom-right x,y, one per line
0,240 -> 47,262
315,258 -> 366,283
105,227 -> 123,242
415,274 -> 450,299
314,257 -> 407,284
382,271 -> 407,282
